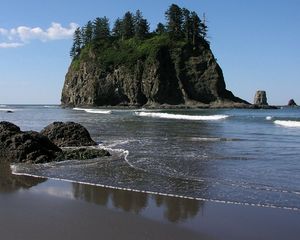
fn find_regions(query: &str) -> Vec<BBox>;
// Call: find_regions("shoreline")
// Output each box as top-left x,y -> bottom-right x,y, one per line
62,102 -> 280,110
1,171 -> 300,240
11,171 -> 300,212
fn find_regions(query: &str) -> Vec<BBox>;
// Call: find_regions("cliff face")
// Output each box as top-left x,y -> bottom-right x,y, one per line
61,40 -> 247,107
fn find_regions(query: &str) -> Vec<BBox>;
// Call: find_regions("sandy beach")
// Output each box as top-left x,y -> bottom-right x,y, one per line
1,162 -> 299,240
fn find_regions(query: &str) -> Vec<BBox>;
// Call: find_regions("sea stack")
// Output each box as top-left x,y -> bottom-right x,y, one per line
288,99 -> 297,106
61,5 -> 248,108
254,91 -> 268,105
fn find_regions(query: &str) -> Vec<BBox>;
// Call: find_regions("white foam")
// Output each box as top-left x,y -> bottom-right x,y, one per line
0,108 -> 14,112
44,105 -> 56,108
73,108 -> 112,114
135,112 -> 229,121
274,120 -> 300,128
266,116 -> 273,120
98,143 -> 136,170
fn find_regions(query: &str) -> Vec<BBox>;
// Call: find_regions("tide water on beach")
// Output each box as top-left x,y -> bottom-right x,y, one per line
1,105 -> 300,239
1,163 -> 300,240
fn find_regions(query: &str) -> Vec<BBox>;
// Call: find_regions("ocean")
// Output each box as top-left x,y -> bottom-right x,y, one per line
1,105 -> 300,211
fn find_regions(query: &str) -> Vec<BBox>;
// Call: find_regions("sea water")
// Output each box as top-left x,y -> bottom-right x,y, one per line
1,105 -> 300,211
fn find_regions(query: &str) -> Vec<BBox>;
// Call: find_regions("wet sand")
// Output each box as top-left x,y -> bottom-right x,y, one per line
0,163 -> 300,240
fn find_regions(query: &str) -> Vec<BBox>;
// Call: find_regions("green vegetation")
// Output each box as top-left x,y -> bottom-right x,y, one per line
70,4 -> 209,69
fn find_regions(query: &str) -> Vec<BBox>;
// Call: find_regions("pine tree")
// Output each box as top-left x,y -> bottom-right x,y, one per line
112,18 -> 123,38
93,17 -> 110,40
134,10 -> 149,39
82,21 -> 93,45
122,11 -> 135,39
156,23 -> 165,35
190,11 -> 201,45
200,15 -> 208,40
182,8 -> 193,42
165,4 -> 183,38
70,27 -> 82,58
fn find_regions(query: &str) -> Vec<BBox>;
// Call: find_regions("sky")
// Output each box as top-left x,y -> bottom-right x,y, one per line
0,0 -> 299,105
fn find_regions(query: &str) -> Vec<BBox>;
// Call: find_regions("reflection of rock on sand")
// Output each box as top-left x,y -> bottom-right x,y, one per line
155,195 -> 202,223
0,162 -> 46,192
72,182 -> 203,222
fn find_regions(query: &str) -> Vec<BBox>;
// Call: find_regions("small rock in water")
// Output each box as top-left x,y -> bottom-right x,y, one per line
287,99 -> 297,106
254,91 -> 268,105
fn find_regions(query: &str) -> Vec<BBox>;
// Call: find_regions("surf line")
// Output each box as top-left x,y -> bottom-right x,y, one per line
11,171 -> 300,212
135,112 -> 229,121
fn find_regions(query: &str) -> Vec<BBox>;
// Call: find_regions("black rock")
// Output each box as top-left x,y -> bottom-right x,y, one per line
0,121 -> 61,163
288,99 -> 297,106
254,91 -> 268,105
40,122 -> 97,147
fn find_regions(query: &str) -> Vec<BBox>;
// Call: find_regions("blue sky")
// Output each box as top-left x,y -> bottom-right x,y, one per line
0,0 -> 299,105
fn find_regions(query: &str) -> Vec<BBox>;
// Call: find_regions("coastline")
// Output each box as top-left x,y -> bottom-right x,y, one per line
1,170 -> 299,240
61,102 -> 279,110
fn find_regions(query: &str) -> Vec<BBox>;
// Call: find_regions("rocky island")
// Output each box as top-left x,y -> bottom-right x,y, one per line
61,4 -> 249,108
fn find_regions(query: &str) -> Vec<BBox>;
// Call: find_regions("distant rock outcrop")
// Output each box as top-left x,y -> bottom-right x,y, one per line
288,99 -> 297,106
254,91 -> 268,105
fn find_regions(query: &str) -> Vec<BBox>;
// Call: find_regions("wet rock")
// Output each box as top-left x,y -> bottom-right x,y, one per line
0,121 -> 61,163
56,147 -> 110,161
40,122 -> 97,147
254,91 -> 268,105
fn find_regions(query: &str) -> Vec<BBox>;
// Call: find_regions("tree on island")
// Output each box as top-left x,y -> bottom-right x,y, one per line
70,4 -> 210,59
122,11 -> 135,39
70,27 -> 82,58
93,17 -> 110,40
112,18 -> 123,38
165,4 -> 183,38
156,22 -> 166,34
190,11 -> 201,45
134,10 -> 150,39
82,21 -> 93,45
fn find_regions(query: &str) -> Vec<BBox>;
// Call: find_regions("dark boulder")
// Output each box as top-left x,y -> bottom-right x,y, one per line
288,99 -> 297,106
0,121 -> 61,163
40,122 -> 97,147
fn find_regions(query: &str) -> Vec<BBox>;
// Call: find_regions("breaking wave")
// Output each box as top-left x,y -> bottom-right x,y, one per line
73,108 -> 112,114
274,120 -> 300,128
135,112 -> 229,121
43,105 -> 57,108
0,108 -> 14,112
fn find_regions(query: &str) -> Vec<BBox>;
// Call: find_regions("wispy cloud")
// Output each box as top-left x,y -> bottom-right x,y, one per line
0,22 -> 78,48
0,42 -> 24,48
